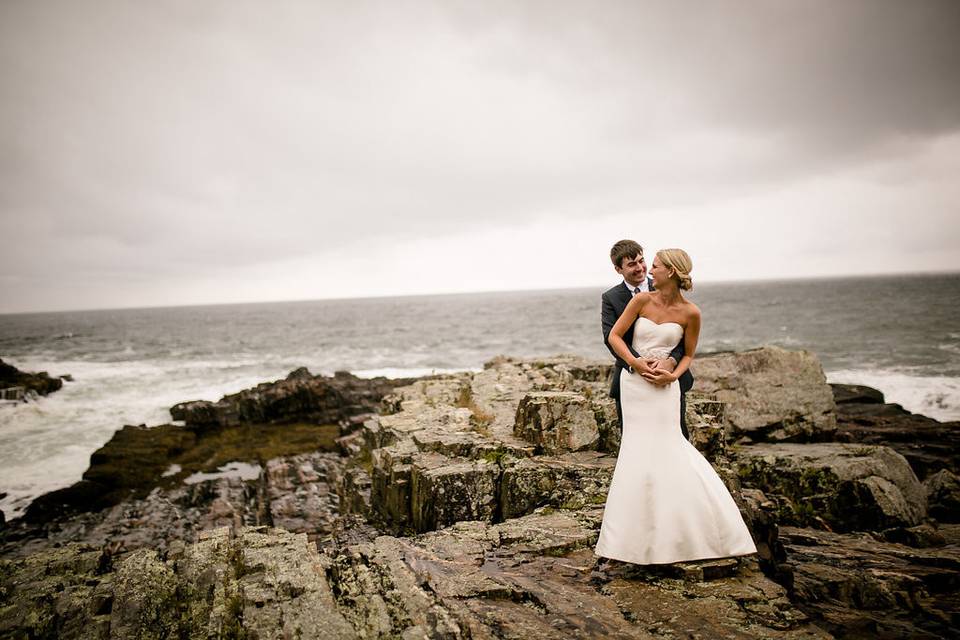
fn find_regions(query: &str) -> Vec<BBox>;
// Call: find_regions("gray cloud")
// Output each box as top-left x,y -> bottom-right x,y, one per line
1,0 -> 959,311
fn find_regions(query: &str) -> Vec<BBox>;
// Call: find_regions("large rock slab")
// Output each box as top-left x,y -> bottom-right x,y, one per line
692,347 -> 837,442
685,392 -> 729,462
371,446 -> 501,533
365,357 -> 751,535
0,526 -> 358,639
499,452 -> 614,519
18,419 -> 342,528
23,424 -> 197,523
833,393 -> 960,480
236,528 -> 357,639
170,368 -> 405,428
0,358 -> 65,397
778,525 -> 960,639
410,454 -> 500,533
265,452 -> 345,536
513,391 -> 601,453
325,510 -> 825,640
830,383 -> 885,404
0,543 -> 114,639
924,469 -> 960,523
737,442 -> 927,532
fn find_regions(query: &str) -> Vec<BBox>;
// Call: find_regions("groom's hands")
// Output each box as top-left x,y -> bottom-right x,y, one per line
629,358 -> 657,377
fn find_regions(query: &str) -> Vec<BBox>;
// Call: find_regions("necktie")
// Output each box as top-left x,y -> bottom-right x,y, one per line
633,286 -> 641,295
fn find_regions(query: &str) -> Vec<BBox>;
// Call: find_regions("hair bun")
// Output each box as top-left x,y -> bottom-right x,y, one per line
655,248 -> 693,291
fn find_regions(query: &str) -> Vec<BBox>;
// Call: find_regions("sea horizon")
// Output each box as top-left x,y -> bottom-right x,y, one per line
3,269 -> 959,316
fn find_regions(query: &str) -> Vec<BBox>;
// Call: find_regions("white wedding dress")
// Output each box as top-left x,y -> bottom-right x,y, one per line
595,317 -> 758,565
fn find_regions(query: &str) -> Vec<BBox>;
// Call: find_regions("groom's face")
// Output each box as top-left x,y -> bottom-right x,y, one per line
616,253 -> 647,287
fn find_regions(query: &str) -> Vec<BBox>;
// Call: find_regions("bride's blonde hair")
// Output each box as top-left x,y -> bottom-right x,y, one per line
656,248 -> 693,291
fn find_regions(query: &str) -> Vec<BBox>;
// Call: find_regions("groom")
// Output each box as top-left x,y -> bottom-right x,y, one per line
601,239 -> 693,439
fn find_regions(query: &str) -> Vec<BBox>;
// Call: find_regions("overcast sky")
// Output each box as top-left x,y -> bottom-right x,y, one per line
1,0 -> 959,313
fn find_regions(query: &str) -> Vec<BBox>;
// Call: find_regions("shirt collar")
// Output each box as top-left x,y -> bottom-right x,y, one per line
624,279 -> 649,294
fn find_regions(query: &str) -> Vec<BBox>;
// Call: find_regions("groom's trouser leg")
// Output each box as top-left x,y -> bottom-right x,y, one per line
614,393 -> 624,434
679,391 -> 689,440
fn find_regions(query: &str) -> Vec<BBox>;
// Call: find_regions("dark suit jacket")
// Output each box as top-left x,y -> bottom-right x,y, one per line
601,279 -> 694,399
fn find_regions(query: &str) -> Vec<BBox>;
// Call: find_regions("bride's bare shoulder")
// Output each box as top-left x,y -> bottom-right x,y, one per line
628,291 -> 652,308
684,300 -> 701,319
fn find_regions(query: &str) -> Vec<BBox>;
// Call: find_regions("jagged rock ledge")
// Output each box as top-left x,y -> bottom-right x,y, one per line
1,347 -> 958,638
0,358 -> 68,400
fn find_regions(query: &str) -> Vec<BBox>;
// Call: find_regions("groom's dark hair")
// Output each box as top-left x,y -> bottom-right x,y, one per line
610,240 -> 644,268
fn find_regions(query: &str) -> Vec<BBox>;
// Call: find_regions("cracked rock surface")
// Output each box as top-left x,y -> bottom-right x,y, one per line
2,352 -> 958,638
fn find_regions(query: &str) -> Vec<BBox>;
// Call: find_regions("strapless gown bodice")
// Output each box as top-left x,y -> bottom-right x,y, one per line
630,316 -> 684,361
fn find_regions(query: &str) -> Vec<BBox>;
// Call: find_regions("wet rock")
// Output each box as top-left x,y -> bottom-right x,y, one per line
779,525 -> 960,639
692,347 -> 837,442
337,464 -> 373,519
499,452 -> 613,519
18,418 -> 344,528
410,454 -> 499,533
0,543 -> 113,639
602,563 -> 827,638
737,442 -> 927,532
513,391 -> 600,453
170,368 -> 405,429
236,527 -> 357,639
23,424 -> 197,523
876,522 -> 947,548
0,358 -> 65,397
110,548 -> 180,639
324,510 -> 824,640
739,488 -> 788,578
686,393 -> 728,462
0,527 -> 359,639
372,447 -> 500,533
924,469 -> 960,523
370,442 -> 418,531
830,383 -> 885,404
9,349 -> 955,639
265,452 -> 345,536
2,448 -> 346,560
834,399 -> 960,480
593,395 -> 621,453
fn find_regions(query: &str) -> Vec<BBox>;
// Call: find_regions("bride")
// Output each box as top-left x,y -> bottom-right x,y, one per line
594,248 -> 757,565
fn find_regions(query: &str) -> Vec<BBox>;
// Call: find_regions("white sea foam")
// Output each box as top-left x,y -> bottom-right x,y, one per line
826,368 -> 960,422
0,358 -> 294,519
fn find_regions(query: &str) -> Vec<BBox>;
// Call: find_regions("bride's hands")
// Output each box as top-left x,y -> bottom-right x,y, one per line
641,363 -> 677,387
648,357 -> 677,373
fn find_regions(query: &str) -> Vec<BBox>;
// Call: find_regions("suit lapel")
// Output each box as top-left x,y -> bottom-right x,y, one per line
617,282 -> 633,312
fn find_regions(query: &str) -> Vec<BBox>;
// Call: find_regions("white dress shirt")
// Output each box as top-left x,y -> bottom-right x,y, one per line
625,278 -> 650,295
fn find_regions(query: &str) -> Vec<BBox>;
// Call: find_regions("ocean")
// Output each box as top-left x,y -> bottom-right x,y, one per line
1,273 -> 959,519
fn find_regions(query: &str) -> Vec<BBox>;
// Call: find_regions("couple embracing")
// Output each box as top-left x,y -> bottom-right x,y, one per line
594,240 -> 757,566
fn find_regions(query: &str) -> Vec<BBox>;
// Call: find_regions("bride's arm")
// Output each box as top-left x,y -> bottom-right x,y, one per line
608,293 -> 654,375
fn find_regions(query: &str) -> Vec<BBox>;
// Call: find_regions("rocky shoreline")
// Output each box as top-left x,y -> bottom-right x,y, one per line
1,347 -> 957,638
0,358 -> 67,402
